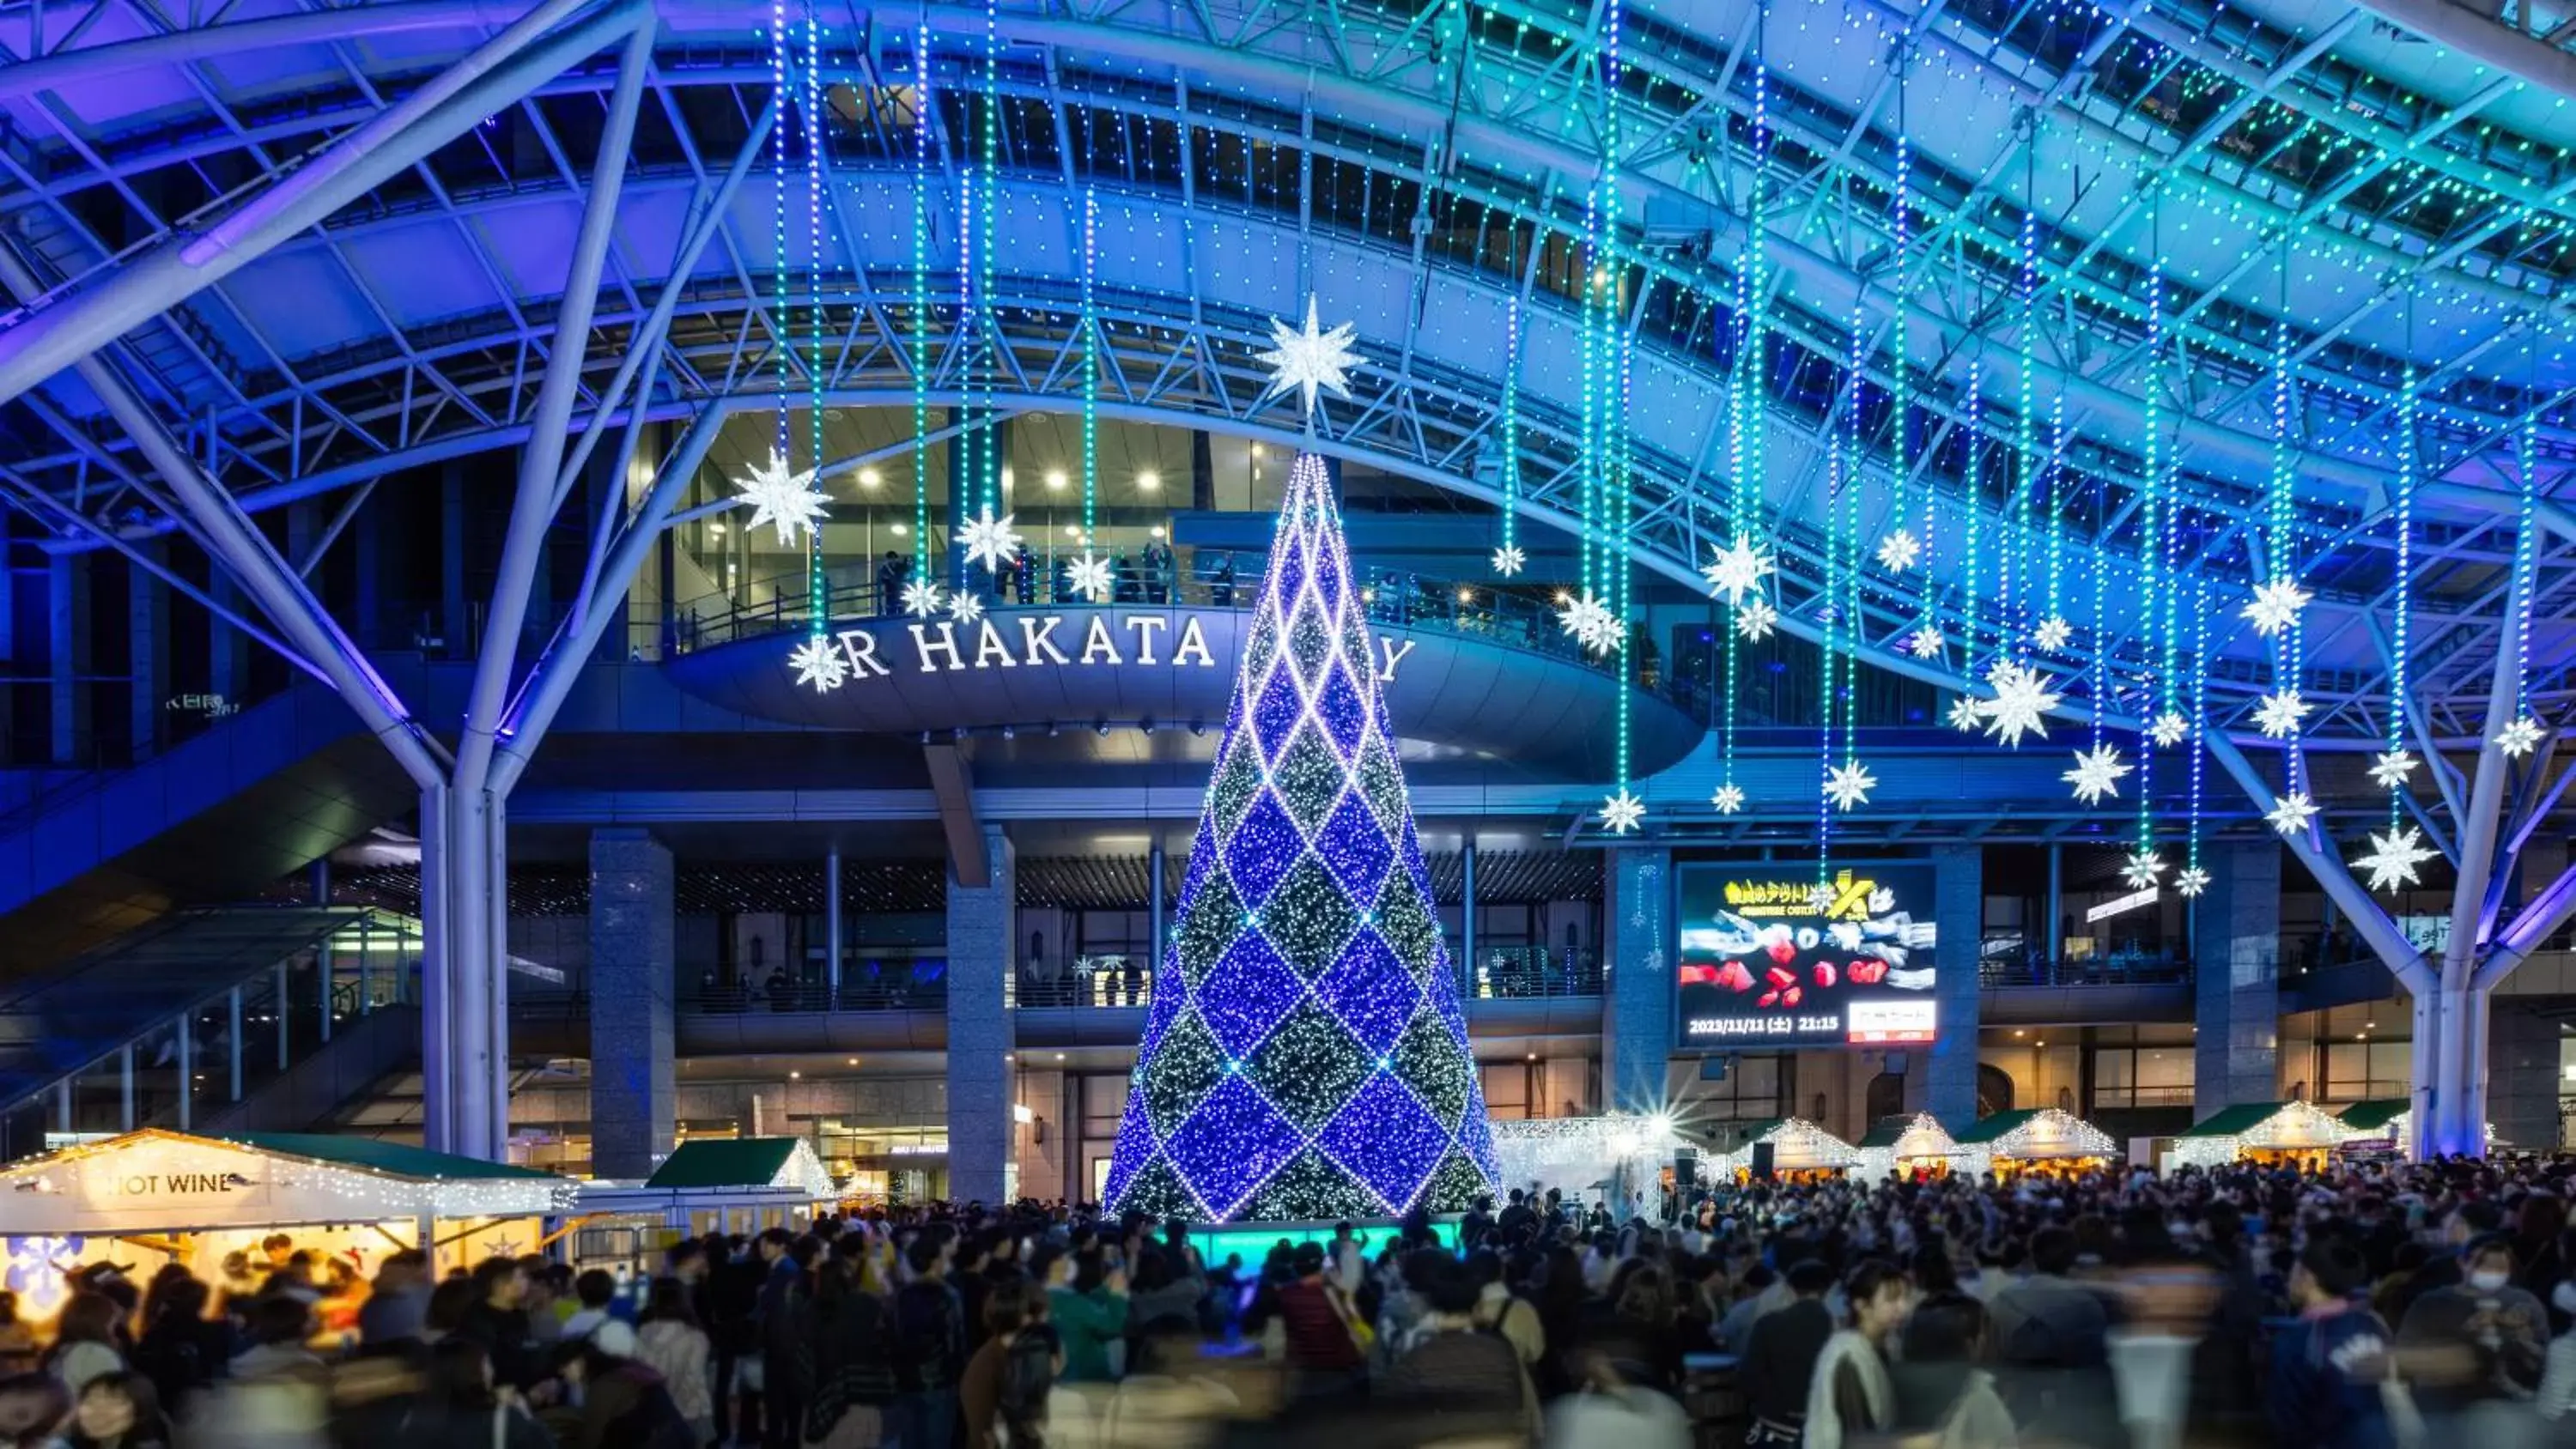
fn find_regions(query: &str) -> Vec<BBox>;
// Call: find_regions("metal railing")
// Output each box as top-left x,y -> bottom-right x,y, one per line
1978,950 -> 2192,987
1463,947 -> 1606,1000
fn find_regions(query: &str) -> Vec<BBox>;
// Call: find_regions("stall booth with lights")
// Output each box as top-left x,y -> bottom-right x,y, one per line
2333,1099 -> 2492,1159
1855,1114 -> 1964,1180
1710,1119 -> 1861,1184
1948,1108 -> 2117,1181
2170,1100 -> 2359,1170
0,1130 -> 575,1303
1491,1115 -> 1686,1210
567,1138 -> 835,1277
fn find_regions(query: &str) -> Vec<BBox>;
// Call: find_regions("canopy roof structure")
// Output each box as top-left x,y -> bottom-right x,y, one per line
641,1137 -> 836,1197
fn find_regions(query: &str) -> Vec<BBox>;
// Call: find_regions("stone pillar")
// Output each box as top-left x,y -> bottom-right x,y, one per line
2488,999 -> 2560,1154
946,827 -> 1017,1203
589,828 -> 676,1179
1600,846 -> 1672,1115
2192,840 -> 2281,1117
1905,846 -> 1984,1123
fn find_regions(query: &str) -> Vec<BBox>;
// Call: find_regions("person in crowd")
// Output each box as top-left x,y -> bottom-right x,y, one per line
631,1277 -> 713,1447
44,1294 -> 126,1400
2399,1230 -> 2551,1422
799,1247 -> 896,1449
1124,1246 -> 1205,1356
1801,1258 -> 1909,1449
548,1338 -> 694,1449
960,1279 -> 1058,1449
2270,1238 -> 2396,1449
228,1295 -> 320,1380
1049,1251 -> 1127,1384
451,1258 -> 544,1394
0,1298 -> 33,1380
51,1372 -> 168,1449
1379,1257 -> 1536,1440
0,1374 -> 66,1449
556,1270 -> 635,1358
409,1339 -> 550,1449
1739,1258 -> 1835,1446
355,1252 -> 431,1350
890,1232 -> 966,1449
1714,1264 -> 1775,1353
1887,1291 -> 2015,1447
130,1279 -> 225,1415
755,1235 -> 817,1449
1465,1250 -> 1545,1372
1274,1242 -> 1368,1403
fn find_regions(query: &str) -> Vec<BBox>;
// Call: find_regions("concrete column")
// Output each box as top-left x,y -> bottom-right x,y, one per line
1908,846 -> 1984,1123
945,826 -> 1017,1203
825,845 -> 843,1003
589,828 -> 676,1179
129,543 -> 166,757
1600,846 -> 1672,1115
1462,841 -> 1479,991
48,553 -> 89,763
2192,840 -> 2281,1116
440,462 -> 469,652
2488,999 -> 2560,1153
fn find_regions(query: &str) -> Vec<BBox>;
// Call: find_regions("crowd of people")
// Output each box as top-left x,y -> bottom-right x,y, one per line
9,1155 -> 2576,1446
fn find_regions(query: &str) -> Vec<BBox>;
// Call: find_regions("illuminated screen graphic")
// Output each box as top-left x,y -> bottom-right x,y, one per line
1674,865 -> 1938,1049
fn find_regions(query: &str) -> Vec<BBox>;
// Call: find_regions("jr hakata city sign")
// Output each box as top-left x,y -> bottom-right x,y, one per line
795,612 -> 1420,686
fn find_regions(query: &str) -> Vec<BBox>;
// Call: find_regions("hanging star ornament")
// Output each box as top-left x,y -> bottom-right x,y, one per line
1557,591 -> 1621,654
1710,783 -> 1746,815
1874,529 -> 1922,573
947,591 -> 985,625
900,579 -> 947,619
1491,543 -> 1527,578
2063,743 -> 2131,805
2174,866 -> 2211,898
2368,749 -> 2420,790
787,637 -> 848,693
1824,759 -> 1877,811
2253,688 -> 2311,739
2265,791 -> 2319,836
1066,553 -> 1115,603
2242,577 -> 2312,638
1980,660 -> 2061,748
1904,625 -> 1944,660
1598,789 -> 1646,834
1701,532 -> 1776,605
1255,294 -> 1364,417
2120,849 -> 2166,889
1947,696 -> 1986,732
2495,715 -> 2547,757
957,507 -> 1023,574
732,451 -> 829,545
2032,615 -> 2074,653
1735,598 -> 1779,642
2149,712 -> 2190,748
2353,824 -> 2437,893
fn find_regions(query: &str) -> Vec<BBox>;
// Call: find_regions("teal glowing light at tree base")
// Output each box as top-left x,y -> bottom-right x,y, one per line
1103,448 -> 1500,1222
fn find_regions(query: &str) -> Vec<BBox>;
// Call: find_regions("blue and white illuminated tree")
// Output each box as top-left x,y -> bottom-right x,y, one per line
1104,306 -> 1499,1220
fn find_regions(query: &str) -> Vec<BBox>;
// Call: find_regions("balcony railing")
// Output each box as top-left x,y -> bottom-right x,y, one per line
1979,950 -> 2191,987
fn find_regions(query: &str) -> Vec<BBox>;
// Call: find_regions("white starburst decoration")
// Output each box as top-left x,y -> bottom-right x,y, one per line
2495,715 -> 2546,757
2174,866 -> 2210,898
2368,749 -> 2419,790
2148,712 -> 2190,748
1824,759 -> 1877,811
1947,696 -> 1986,732
2242,577 -> 2312,638
957,507 -> 1023,574
1875,530 -> 1922,574
1710,783 -> 1746,815
1735,598 -> 1779,642
1904,625 -> 1944,660
1598,789 -> 1646,834
2033,615 -> 2074,653
1066,553 -> 1115,603
1700,532 -> 1776,605
2353,824 -> 2437,893
2063,743 -> 2131,805
947,591 -> 985,625
1256,294 -> 1364,416
2265,791 -> 2318,836
1557,591 -> 1622,655
2120,849 -> 2166,889
787,637 -> 848,693
732,451 -> 829,545
1980,660 -> 2061,748
1491,544 -> 1526,578
901,579 -> 947,619
2253,688 -> 2310,739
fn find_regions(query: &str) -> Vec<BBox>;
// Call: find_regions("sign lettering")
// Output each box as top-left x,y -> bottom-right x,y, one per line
811,612 -> 1416,686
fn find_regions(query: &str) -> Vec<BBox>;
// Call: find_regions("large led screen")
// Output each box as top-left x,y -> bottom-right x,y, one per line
1674,864 -> 1938,1049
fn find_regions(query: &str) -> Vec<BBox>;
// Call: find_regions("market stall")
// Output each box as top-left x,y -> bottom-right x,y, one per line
2336,1099 -> 2409,1156
2170,1100 -> 2358,1170
1709,1118 -> 1861,1183
568,1137 -> 836,1276
0,1129 -> 575,1310
1855,1113 -> 1963,1180
1949,1107 -> 2117,1180
1491,1115 -> 1686,1210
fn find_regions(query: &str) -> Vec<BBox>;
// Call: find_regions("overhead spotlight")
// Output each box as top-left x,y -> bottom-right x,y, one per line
1137,470 -> 1161,492
891,522 -> 909,537
1045,470 -> 1068,491
859,468 -> 883,489
1096,720 -> 1111,737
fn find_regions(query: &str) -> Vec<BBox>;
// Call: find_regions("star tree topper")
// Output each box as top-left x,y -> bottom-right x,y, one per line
1257,294 -> 1364,418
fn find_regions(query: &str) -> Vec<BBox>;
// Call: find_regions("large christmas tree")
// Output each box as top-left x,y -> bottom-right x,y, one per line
1103,446 -> 1501,1222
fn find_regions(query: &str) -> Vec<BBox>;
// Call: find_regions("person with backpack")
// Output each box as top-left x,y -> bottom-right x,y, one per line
890,1234 -> 967,1449
961,1280 -> 1060,1449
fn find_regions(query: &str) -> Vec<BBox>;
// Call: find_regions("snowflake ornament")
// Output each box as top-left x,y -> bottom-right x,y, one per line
1066,553 -> 1115,603
2353,824 -> 2437,893
2063,743 -> 2130,805
2253,688 -> 2311,739
901,579 -> 948,619
1980,660 -> 2061,748
1598,789 -> 1647,834
2242,577 -> 2312,638
732,451 -> 829,545
2148,712 -> 2190,748
1710,783 -> 1746,815
2495,716 -> 2547,757
1875,529 -> 1922,573
1824,759 -> 1877,811
2265,791 -> 2319,836
1735,598 -> 1779,642
947,591 -> 985,625
1558,591 -> 1622,654
1256,294 -> 1364,416
2032,615 -> 2074,653
1947,696 -> 1986,732
2174,866 -> 2210,898
1701,532 -> 1777,605
957,507 -> 1024,573
2368,749 -> 2419,790
1491,544 -> 1527,578
787,637 -> 849,693
2120,849 -> 2166,889
1904,626 -> 1944,660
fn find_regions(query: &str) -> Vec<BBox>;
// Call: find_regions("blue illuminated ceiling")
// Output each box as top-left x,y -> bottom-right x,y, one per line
0,0 -> 2571,742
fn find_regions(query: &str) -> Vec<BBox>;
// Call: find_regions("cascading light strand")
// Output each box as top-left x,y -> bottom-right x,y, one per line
909,15 -> 932,589
1082,186 -> 1099,551
803,0 -> 827,639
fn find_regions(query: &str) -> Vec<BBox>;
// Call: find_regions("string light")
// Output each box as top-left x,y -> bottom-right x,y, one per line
802,0 -> 826,640
909,15 -> 933,588
1081,187 -> 1099,550
2391,349 -> 2415,829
